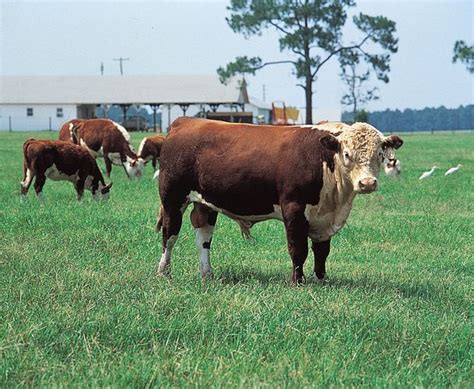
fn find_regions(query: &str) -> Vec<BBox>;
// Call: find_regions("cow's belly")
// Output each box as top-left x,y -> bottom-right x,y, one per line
107,152 -> 123,165
188,191 -> 283,222
79,139 -> 122,165
45,164 -> 78,182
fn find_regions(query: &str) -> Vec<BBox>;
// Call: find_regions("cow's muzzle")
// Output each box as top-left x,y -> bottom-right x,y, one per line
358,177 -> 378,193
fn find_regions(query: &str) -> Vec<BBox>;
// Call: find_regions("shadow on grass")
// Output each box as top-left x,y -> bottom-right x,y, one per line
217,268 -> 463,304
218,268 -> 290,286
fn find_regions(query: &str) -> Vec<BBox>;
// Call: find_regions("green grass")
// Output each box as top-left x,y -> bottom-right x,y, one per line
1,131 -> 473,387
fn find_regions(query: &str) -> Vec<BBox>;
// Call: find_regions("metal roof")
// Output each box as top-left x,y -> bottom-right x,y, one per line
0,75 -> 248,105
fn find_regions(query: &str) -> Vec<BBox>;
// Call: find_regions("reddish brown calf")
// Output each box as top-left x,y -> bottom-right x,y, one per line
59,119 -> 144,179
137,134 -> 166,171
21,139 -> 112,202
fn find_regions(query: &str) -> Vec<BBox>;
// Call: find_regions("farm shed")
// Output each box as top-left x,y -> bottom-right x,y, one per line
0,75 -> 271,132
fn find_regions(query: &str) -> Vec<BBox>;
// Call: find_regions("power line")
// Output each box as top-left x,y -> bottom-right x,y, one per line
113,57 -> 130,75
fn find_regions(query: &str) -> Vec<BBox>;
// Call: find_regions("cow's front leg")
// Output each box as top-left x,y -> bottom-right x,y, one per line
75,176 -> 86,201
103,155 -> 112,177
34,173 -> 46,204
311,239 -> 331,283
282,202 -> 309,285
152,157 -> 157,171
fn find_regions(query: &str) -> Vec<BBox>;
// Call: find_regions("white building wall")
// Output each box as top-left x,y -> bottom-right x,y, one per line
0,104 -> 78,131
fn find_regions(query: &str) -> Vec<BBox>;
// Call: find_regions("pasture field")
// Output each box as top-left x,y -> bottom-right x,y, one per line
0,131 -> 473,387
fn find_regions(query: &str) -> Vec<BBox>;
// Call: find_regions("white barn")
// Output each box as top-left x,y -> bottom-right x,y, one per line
0,75 -> 271,132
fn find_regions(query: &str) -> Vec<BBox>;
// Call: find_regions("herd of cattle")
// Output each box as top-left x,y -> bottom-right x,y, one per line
20,118 -> 403,283
21,119 -> 164,201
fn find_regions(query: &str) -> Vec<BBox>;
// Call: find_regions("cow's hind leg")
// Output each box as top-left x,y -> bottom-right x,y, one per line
158,202 -> 188,277
311,239 -> 331,283
20,163 -> 34,203
190,203 -> 218,278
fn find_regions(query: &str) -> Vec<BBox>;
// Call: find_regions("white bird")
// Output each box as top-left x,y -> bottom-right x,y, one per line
384,158 -> 401,177
445,164 -> 462,176
419,166 -> 438,180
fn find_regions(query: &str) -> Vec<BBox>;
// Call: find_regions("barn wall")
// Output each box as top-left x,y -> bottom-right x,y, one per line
0,104 -> 78,131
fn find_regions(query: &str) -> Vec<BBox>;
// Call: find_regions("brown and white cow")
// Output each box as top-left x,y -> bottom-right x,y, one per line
58,119 -> 144,179
156,117 -> 403,283
21,139 -> 112,202
137,134 -> 166,171
384,158 -> 401,177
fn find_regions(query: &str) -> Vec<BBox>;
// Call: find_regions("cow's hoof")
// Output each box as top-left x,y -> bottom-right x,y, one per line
311,274 -> 327,284
201,271 -> 214,280
157,264 -> 171,278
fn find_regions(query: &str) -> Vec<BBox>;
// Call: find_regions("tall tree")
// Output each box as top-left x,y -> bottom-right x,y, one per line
218,0 -> 397,124
339,50 -> 379,121
453,40 -> 474,74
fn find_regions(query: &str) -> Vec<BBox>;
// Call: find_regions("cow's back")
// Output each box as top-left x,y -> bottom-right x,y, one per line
160,117 -> 336,216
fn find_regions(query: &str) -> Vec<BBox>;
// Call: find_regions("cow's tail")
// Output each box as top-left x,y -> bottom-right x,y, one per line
155,205 -> 164,232
70,121 -> 82,144
22,139 -> 35,181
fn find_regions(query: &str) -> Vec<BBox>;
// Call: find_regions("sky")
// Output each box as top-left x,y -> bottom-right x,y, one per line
1,0 -> 473,113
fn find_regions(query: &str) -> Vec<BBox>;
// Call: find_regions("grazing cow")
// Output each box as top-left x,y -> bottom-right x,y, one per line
21,139 -> 112,202
137,134 -> 166,171
58,119 -> 144,179
157,117 -> 403,283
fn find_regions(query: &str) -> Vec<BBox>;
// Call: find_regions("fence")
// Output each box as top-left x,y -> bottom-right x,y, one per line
0,116 -> 60,132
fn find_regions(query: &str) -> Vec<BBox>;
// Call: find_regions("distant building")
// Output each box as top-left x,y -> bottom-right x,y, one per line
296,108 -> 342,124
0,75 -> 272,132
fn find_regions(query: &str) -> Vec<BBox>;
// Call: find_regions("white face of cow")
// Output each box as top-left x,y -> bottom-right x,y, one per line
320,123 -> 403,194
124,157 -> 145,179
91,182 -> 113,201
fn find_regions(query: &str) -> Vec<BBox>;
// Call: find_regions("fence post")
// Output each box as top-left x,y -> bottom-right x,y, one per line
9,116 -> 12,132
431,128 -> 434,135
49,117 -> 52,131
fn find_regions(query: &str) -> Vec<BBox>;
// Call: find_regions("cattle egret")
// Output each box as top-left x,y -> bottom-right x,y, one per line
445,164 -> 462,176
419,166 -> 438,180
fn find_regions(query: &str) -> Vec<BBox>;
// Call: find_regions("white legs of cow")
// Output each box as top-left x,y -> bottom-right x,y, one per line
158,235 -> 178,276
157,202 -> 217,279
195,225 -> 215,277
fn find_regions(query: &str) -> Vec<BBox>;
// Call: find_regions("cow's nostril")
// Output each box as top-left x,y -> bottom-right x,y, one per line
359,178 -> 377,191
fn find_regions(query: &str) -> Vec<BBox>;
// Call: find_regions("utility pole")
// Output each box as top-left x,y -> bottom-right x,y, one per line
100,62 -> 104,75
262,84 -> 266,102
113,57 -> 130,75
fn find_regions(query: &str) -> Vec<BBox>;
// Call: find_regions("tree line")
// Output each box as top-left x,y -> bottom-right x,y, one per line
342,105 -> 474,132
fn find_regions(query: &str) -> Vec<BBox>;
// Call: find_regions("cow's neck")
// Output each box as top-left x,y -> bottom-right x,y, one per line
331,156 -> 357,205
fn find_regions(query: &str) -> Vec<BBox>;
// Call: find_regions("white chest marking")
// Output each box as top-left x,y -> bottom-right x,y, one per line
304,163 -> 356,242
137,137 -> 147,157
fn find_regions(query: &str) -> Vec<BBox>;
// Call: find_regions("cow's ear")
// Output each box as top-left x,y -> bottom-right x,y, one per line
320,134 -> 340,152
383,135 -> 404,150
